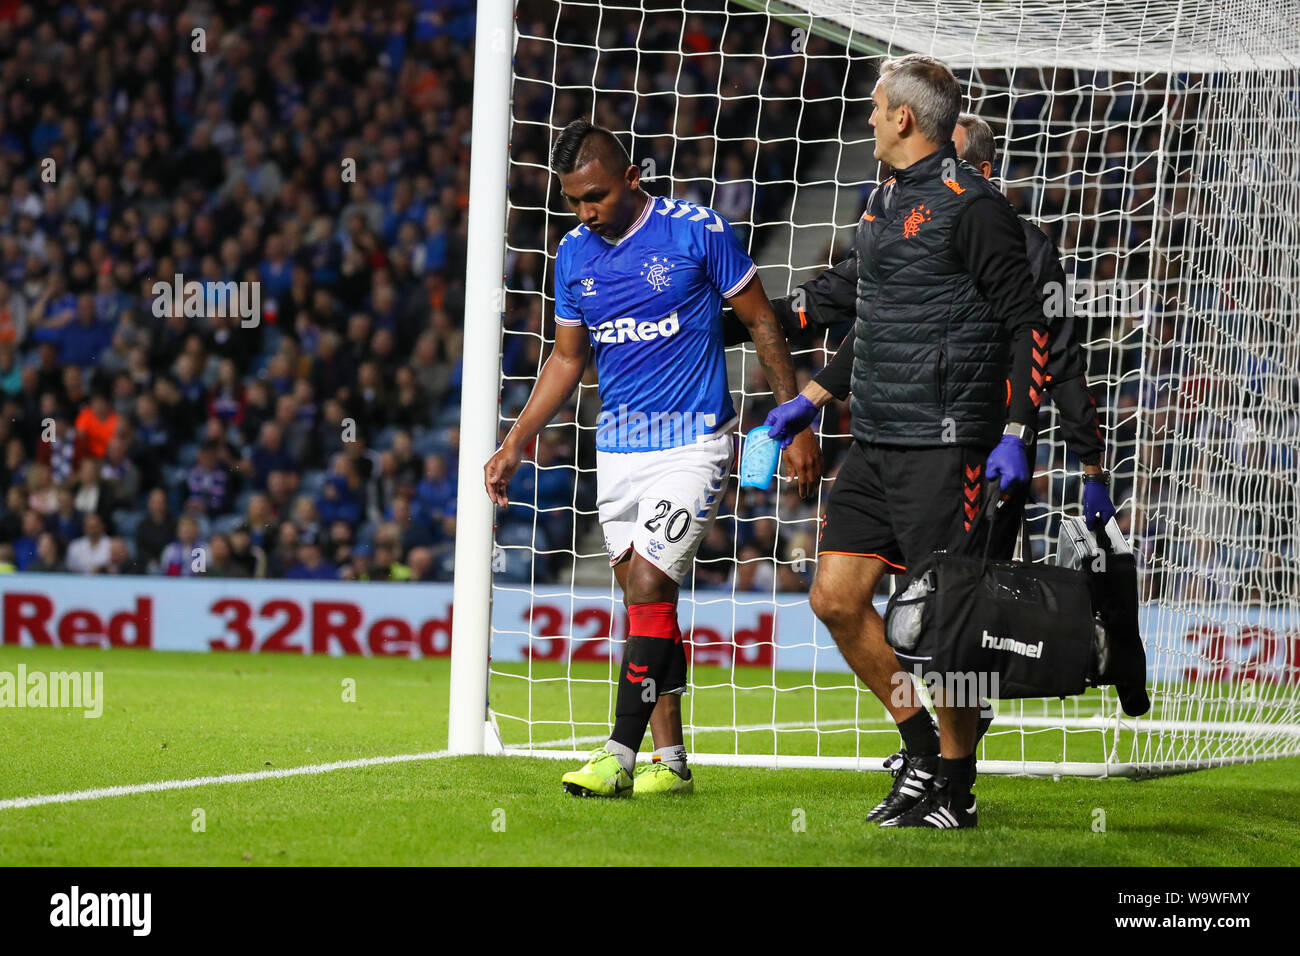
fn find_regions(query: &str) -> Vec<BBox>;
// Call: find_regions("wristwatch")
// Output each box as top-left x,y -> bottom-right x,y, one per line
1002,422 -> 1032,444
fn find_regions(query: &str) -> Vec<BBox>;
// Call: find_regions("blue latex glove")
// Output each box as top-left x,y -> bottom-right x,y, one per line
1083,478 -> 1116,528
985,434 -> 1030,491
764,394 -> 818,448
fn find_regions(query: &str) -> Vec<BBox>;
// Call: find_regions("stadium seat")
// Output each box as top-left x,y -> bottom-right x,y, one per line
431,543 -> 456,581
498,522 -> 549,553
231,490 -> 254,519
492,545 -> 536,583
433,404 -> 463,428
246,355 -> 269,378
414,429 -> 447,458
212,513 -> 244,536
259,326 -> 283,357
163,467 -> 189,511
112,509 -> 144,540
300,470 -> 328,498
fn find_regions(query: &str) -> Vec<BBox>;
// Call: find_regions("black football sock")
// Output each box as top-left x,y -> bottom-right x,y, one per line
663,635 -> 688,695
609,602 -> 681,763
898,709 -> 940,756
938,754 -> 977,804
610,634 -> 675,755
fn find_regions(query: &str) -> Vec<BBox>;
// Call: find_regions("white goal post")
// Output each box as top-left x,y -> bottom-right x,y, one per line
451,0 -> 1300,776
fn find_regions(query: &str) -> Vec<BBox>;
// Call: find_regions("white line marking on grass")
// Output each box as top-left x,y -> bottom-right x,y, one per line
520,717 -> 872,750
0,750 -> 453,811
511,712 -> 1300,754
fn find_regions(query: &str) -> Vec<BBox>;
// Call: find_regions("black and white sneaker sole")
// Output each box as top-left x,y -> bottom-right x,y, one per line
880,796 -> 977,829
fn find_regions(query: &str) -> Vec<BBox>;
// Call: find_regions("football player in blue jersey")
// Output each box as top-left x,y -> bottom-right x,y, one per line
485,120 -> 821,797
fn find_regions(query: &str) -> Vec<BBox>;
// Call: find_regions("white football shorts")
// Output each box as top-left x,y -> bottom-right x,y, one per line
596,429 -> 734,585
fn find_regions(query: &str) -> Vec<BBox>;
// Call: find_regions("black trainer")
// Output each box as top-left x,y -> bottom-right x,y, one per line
879,778 -> 978,829
865,750 -> 939,823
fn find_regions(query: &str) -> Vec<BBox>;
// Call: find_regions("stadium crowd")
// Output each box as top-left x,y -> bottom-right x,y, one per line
502,0 -> 864,589
2,0 -> 1286,604
0,0 -> 477,581
501,2 -> 1295,603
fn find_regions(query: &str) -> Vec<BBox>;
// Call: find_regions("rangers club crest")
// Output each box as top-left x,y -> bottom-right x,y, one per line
640,255 -> 674,291
902,205 -> 932,238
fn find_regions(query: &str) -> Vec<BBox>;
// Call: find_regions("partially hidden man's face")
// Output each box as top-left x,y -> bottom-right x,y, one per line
559,160 -> 642,239
869,80 -> 902,164
951,124 -> 994,180
951,121 -> 969,165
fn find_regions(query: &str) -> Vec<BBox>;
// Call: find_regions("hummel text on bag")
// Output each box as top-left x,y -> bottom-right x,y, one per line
981,630 -> 1043,659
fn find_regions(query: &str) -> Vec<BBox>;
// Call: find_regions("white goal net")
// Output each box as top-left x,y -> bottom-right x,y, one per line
463,0 -> 1300,775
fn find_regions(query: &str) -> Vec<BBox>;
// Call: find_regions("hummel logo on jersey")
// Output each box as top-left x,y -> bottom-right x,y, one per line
981,629 -> 1044,659
626,662 -> 649,683
581,277 -> 597,296
591,311 -> 680,344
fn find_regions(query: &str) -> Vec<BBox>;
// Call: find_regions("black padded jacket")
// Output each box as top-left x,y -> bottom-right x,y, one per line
791,142 -> 1048,449
783,214 -> 1104,465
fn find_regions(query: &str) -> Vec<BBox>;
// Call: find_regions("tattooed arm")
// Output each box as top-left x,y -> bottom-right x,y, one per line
727,274 -> 823,498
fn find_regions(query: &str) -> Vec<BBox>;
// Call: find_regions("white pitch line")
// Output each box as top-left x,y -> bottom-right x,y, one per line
513,712 -> 1298,752
14,713 -> 1288,811
0,750 -> 453,812
521,717 -> 871,750
517,713 -> 1105,750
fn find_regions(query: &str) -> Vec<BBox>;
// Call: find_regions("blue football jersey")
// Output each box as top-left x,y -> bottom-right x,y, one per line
554,195 -> 756,453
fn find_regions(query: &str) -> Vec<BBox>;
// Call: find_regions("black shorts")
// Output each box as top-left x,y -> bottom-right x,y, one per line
818,441 -> 1019,574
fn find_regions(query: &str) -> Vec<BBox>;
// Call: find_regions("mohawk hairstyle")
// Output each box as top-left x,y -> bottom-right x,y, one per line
550,119 -> 632,176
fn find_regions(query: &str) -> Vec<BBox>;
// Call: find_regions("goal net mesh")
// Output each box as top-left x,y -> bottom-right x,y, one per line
484,0 -> 1300,774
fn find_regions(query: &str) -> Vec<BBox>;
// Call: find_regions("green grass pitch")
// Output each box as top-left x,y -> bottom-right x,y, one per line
1,645 -> 1296,866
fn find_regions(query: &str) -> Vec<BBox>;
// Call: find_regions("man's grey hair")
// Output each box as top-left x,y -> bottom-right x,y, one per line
877,54 -> 961,145
955,112 -> 997,168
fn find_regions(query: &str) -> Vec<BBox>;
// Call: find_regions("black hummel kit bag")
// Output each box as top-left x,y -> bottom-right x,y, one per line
884,483 -> 1149,713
